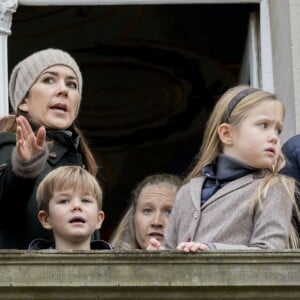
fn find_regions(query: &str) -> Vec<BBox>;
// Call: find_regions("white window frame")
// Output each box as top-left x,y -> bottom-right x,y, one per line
0,0 -> 274,120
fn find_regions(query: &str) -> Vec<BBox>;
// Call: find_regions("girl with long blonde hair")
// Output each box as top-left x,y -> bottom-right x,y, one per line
149,85 -> 298,251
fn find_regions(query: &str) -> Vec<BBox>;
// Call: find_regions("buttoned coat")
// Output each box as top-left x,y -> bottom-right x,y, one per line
165,173 -> 292,250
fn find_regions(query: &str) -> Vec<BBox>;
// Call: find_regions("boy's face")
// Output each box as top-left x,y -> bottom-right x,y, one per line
38,188 -> 104,250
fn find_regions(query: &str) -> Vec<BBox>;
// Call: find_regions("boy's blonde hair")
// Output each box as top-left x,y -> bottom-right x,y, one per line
186,85 -> 299,248
36,166 -> 103,213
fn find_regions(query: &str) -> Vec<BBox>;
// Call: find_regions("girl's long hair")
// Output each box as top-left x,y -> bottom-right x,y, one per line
186,86 -> 281,180
186,85 -> 299,248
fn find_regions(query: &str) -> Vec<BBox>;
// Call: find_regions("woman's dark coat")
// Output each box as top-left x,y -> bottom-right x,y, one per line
0,130 -> 84,249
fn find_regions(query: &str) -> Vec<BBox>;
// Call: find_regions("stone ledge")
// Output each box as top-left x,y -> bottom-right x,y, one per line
1,250 -> 300,299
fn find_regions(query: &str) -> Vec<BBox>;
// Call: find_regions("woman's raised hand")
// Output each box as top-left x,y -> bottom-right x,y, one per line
16,116 -> 46,161
147,237 -> 163,250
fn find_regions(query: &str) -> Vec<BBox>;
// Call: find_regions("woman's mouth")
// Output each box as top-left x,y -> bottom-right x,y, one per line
51,103 -> 67,113
148,232 -> 164,241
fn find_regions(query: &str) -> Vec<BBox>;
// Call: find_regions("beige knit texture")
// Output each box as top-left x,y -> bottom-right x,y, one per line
9,48 -> 82,113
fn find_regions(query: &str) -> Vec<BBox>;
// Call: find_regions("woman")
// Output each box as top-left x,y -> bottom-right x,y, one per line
110,174 -> 182,250
0,48 -> 97,249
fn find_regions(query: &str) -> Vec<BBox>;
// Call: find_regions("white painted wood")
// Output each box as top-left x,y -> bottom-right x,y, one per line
248,12 -> 260,87
289,0 -> 300,134
19,0 -> 260,5
260,0 -> 274,92
0,36 -> 9,117
239,12 -> 260,87
0,0 -> 17,117
266,0 -> 297,140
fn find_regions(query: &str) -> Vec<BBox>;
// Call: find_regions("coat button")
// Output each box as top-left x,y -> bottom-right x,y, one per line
193,210 -> 199,219
49,152 -> 57,158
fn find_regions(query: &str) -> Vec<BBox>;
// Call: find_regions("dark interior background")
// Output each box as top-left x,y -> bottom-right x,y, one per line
9,3 -> 259,240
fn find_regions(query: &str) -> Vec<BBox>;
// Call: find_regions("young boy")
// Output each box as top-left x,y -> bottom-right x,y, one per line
28,166 -> 112,250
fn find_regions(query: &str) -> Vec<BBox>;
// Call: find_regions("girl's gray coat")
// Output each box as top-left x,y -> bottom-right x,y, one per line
165,173 -> 292,250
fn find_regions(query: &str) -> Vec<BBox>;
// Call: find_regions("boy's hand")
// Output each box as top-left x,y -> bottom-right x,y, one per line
177,241 -> 209,252
147,237 -> 163,250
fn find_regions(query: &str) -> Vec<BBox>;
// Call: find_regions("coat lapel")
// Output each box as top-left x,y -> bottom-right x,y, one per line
189,177 -> 205,211
201,172 -> 261,210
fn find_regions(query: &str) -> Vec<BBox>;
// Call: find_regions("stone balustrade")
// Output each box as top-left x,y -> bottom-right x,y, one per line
1,250 -> 300,299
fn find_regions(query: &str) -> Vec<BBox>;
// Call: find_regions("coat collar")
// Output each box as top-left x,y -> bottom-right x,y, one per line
201,171 -> 264,210
28,238 -> 113,250
189,171 -> 265,211
46,129 -> 81,166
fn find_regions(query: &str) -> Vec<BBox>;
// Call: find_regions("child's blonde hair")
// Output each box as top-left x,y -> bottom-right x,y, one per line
186,85 -> 299,248
36,166 -> 103,213
187,85 -> 284,178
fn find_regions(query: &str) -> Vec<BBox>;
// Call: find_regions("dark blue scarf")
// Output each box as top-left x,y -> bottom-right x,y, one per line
201,154 -> 256,206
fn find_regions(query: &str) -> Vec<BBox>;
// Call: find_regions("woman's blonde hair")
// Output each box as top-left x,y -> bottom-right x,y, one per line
36,165 -> 103,214
110,174 -> 182,250
186,85 -> 299,248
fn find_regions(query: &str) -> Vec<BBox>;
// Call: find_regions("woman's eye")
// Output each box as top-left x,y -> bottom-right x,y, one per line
67,81 -> 78,89
42,76 -> 55,84
142,208 -> 153,215
165,208 -> 172,217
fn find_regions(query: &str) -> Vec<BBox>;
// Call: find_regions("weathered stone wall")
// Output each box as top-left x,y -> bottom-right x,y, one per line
1,250 -> 300,299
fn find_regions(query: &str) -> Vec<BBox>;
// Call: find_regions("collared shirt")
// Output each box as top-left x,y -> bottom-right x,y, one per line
201,154 -> 256,206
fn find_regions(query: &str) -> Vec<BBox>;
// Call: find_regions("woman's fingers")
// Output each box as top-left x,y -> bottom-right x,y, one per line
15,117 -> 46,160
147,237 -> 162,250
16,125 -> 25,148
35,126 -> 46,149
16,116 -> 31,139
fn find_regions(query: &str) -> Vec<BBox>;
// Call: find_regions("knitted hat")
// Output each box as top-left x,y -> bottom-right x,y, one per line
9,48 -> 83,114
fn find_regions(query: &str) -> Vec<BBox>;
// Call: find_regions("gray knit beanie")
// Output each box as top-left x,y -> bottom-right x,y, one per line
9,48 -> 83,114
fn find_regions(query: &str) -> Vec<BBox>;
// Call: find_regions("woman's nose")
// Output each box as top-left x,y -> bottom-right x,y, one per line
56,80 -> 68,96
151,212 -> 163,227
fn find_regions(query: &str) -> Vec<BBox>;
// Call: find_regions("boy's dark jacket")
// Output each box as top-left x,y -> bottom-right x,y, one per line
0,129 -> 85,249
28,239 -> 113,250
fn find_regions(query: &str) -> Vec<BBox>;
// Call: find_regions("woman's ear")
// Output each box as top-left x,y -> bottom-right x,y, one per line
18,99 -> 29,113
38,211 -> 52,230
217,123 -> 234,145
